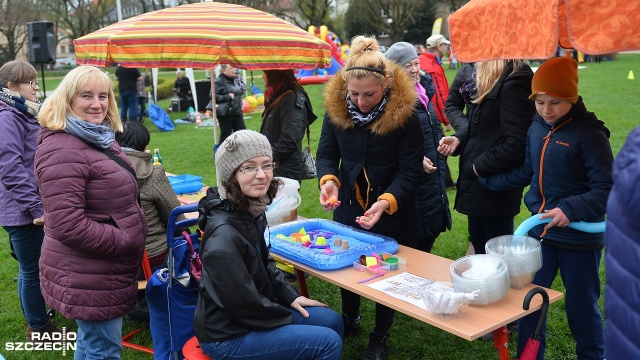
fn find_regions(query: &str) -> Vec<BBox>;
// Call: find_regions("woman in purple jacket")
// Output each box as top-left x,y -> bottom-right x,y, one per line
0,60 -> 60,339
35,66 -> 147,359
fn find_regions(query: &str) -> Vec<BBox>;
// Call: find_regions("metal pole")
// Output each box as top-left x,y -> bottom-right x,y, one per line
116,0 -> 123,21
40,63 -> 46,100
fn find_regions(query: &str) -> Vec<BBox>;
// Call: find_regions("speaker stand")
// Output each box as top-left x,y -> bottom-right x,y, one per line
39,63 -> 47,100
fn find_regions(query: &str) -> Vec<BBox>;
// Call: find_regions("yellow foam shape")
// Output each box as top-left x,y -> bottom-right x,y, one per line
299,227 -> 307,235
301,235 -> 310,243
365,256 -> 377,267
276,234 -> 286,238
316,236 -> 326,245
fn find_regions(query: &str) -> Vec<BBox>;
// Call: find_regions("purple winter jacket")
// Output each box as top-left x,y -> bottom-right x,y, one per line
34,127 -> 148,321
0,101 -> 44,226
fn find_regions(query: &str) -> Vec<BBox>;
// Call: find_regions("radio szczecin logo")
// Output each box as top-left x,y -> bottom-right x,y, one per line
4,327 -> 76,356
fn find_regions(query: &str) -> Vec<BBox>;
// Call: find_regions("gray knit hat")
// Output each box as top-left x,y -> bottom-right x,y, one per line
385,42 -> 419,67
215,130 -> 272,181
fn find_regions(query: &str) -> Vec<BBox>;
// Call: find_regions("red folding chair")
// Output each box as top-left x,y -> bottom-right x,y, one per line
122,249 -> 154,354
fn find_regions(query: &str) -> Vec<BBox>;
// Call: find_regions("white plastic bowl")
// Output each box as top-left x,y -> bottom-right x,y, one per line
485,235 -> 542,289
450,255 -> 510,305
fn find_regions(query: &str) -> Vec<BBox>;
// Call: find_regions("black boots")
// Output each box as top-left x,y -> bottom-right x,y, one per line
342,313 -> 361,337
363,331 -> 389,360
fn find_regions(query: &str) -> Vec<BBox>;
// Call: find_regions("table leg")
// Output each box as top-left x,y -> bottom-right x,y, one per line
295,269 -> 309,297
493,326 -> 510,360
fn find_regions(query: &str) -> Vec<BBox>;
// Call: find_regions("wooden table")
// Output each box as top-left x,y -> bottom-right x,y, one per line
174,194 -> 562,359
272,245 -> 563,360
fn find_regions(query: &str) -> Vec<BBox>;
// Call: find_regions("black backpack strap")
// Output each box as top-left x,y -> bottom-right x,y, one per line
97,147 -> 141,205
98,148 -> 137,179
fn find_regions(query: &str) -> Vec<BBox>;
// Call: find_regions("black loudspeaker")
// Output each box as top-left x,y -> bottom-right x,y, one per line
27,21 -> 56,64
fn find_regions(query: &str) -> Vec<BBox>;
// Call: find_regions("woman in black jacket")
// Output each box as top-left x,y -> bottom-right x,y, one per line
214,65 -> 246,144
385,42 -> 451,253
317,36 -> 424,360
438,60 -> 535,254
259,69 -> 316,182
195,130 -> 343,360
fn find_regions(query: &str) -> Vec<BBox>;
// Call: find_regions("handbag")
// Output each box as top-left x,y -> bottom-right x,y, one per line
301,121 -> 317,180
182,231 -> 202,284
215,101 -> 230,118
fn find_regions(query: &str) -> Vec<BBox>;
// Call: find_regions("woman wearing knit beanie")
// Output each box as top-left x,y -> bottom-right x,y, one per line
194,130 -> 343,359
385,41 -> 452,254
478,57 -> 613,360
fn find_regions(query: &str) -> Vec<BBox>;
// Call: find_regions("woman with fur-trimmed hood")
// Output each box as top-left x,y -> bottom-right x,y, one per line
316,35 -> 424,360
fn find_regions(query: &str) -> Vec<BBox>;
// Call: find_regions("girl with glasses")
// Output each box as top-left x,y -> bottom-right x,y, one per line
195,130 -> 343,360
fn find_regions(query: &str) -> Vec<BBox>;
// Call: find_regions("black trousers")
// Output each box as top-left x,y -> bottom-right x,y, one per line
218,113 -> 246,144
341,289 -> 395,335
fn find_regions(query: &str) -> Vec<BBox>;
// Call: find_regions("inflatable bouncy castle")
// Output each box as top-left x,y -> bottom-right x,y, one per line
297,26 -> 350,85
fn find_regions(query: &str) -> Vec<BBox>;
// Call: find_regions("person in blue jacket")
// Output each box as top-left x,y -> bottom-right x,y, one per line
478,57 -> 612,360
605,126 -> 640,359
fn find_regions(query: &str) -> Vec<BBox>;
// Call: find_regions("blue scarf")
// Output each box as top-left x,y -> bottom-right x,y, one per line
63,115 -> 115,149
346,91 -> 389,127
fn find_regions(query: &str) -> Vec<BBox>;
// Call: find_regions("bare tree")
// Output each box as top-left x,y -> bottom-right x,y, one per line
41,0 -> 115,42
366,0 -> 424,43
289,0 -> 333,29
0,0 -> 43,63
134,0 -> 200,13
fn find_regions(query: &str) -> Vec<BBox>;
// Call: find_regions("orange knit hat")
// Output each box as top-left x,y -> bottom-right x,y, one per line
529,57 -> 579,104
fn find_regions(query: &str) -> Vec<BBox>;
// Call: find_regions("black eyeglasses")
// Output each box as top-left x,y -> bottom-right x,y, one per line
238,163 -> 276,176
24,81 -> 39,89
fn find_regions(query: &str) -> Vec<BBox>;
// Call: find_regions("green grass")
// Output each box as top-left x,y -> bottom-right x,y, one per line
1,54 -> 638,359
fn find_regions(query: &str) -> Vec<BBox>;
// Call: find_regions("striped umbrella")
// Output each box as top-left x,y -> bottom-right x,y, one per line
74,2 -> 330,183
74,1 -> 332,70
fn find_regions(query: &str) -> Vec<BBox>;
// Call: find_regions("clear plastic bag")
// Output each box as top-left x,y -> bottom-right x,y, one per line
417,282 -> 478,320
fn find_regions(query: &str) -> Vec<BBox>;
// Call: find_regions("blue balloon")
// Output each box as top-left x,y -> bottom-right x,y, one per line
514,214 -> 606,236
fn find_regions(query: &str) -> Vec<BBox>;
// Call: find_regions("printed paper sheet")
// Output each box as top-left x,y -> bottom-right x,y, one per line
367,272 -> 434,310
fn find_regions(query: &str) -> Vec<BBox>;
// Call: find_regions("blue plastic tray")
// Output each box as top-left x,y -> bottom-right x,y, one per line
266,219 -> 398,270
168,174 -> 203,195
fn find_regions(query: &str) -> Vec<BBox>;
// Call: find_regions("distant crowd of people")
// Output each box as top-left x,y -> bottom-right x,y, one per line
1,29 -> 635,360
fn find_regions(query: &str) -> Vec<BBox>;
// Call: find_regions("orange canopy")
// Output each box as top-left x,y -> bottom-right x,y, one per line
448,0 -> 640,62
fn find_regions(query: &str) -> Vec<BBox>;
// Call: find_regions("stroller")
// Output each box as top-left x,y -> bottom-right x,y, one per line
147,203 -> 200,360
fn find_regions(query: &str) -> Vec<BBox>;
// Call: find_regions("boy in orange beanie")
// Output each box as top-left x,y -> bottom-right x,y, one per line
478,56 -> 612,360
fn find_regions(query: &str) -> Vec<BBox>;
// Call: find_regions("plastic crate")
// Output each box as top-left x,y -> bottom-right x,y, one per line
168,174 -> 203,195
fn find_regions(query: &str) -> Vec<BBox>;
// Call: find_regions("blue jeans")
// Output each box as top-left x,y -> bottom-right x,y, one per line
467,215 -> 514,254
3,224 -> 49,329
75,317 -> 123,360
516,243 -> 605,360
119,90 -> 138,122
199,307 -> 343,360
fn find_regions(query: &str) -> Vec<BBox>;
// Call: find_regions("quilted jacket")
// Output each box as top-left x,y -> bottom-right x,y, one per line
35,127 -> 147,321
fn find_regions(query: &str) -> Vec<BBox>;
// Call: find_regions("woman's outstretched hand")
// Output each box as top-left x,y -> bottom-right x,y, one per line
356,200 -> 389,230
438,136 -> 460,156
319,181 -> 341,211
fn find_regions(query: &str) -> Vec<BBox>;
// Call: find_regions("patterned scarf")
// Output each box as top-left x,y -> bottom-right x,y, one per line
459,71 -> 478,104
63,115 -> 115,149
346,90 -> 389,127
0,86 -> 40,118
